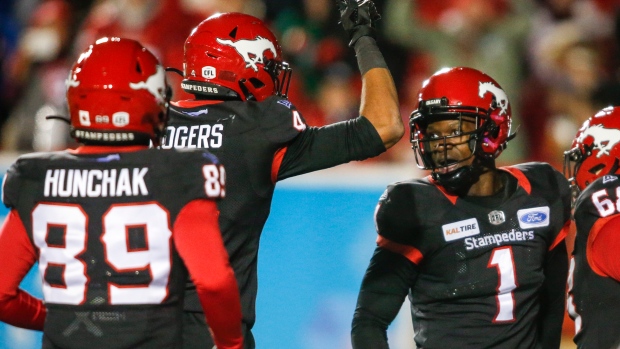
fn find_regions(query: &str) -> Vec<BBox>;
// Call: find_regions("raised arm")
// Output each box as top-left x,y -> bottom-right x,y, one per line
173,199 -> 243,349
338,0 -> 404,149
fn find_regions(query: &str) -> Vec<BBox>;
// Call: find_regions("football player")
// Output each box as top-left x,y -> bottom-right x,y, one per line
351,67 -> 571,348
0,38 -> 243,349
564,106 -> 620,349
164,1 -> 404,348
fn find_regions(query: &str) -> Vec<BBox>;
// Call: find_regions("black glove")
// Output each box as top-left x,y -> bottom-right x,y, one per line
336,0 -> 381,47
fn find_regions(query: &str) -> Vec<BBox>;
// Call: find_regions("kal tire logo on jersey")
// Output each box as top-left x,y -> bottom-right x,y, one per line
442,218 -> 480,242
216,36 -> 277,72
517,206 -> 549,229
479,81 -> 509,116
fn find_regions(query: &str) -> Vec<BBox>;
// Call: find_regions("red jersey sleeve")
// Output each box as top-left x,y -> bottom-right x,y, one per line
0,210 -> 46,330
588,214 -> 620,281
173,199 -> 243,349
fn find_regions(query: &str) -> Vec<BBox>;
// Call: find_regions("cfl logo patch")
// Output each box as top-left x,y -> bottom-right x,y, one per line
112,112 -> 130,127
202,66 -> 216,79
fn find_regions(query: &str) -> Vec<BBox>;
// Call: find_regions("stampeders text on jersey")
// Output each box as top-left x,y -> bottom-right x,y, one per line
44,168 -> 148,197
464,229 -> 535,251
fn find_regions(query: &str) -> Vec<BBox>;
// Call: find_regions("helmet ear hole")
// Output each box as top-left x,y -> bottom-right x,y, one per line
248,78 -> 265,89
486,119 -> 500,138
588,163 -> 605,175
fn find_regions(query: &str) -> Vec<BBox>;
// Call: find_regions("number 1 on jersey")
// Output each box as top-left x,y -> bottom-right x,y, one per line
488,246 -> 517,322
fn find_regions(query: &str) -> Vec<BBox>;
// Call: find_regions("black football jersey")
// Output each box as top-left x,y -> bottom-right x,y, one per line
2,148 -> 224,349
165,96 -> 385,331
569,174 -> 620,349
374,163 -> 571,348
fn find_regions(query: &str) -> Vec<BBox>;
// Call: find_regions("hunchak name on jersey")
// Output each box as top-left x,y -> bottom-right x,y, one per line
464,229 -> 534,251
44,168 -> 148,198
161,124 -> 223,149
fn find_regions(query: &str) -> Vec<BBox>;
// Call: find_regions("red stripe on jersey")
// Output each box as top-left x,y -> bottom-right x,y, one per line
173,199 -> 243,349
499,167 -> 531,194
0,210 -> 46,330
427,175 -> 458,205
549,220 -> 570,251
70,145 -> 148,154
377,235 -> 424,265
172,100 -> 222,108
586,214 -> 620,279
271,147 -> 288,184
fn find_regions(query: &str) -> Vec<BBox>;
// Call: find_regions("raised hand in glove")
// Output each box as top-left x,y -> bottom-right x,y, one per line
336,0 -> 381,47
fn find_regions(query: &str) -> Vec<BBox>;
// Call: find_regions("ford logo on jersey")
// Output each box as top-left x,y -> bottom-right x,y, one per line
521,212 -> 546,223
517,206 -> 550,229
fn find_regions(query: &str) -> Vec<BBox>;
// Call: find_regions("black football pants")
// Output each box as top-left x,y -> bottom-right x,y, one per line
182,311 -> 253,349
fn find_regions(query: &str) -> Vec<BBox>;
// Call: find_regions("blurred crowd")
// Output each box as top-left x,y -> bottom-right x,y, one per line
1,0 -> 619,170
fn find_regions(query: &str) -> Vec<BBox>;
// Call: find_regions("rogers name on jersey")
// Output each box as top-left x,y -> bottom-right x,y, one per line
44,168 -> 148,197
464,229 -> 535,251
161,124 -> 223,149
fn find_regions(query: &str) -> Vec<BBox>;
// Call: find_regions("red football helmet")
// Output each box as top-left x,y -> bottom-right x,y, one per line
66,37 -> 170,146
182,12 -> 291,102
564,106 -> 620,192
410,67 -> 514,171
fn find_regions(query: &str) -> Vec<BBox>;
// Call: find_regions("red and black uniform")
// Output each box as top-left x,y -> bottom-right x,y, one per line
569,174 -> 620,349
352,163 -> 571,349
165,95 -> 385,347
0,146 -> 242,349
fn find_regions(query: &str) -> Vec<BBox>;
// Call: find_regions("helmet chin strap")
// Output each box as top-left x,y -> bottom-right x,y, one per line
433,165 -> 481,195
432,157 -> 491,195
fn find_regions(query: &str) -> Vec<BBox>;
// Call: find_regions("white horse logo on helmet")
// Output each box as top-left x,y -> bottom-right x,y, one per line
65,71 -> 80,89
129,65 -> 167,104
216,36 -> 277,72
578,124 -> 620,158
478,81 -> 509,116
